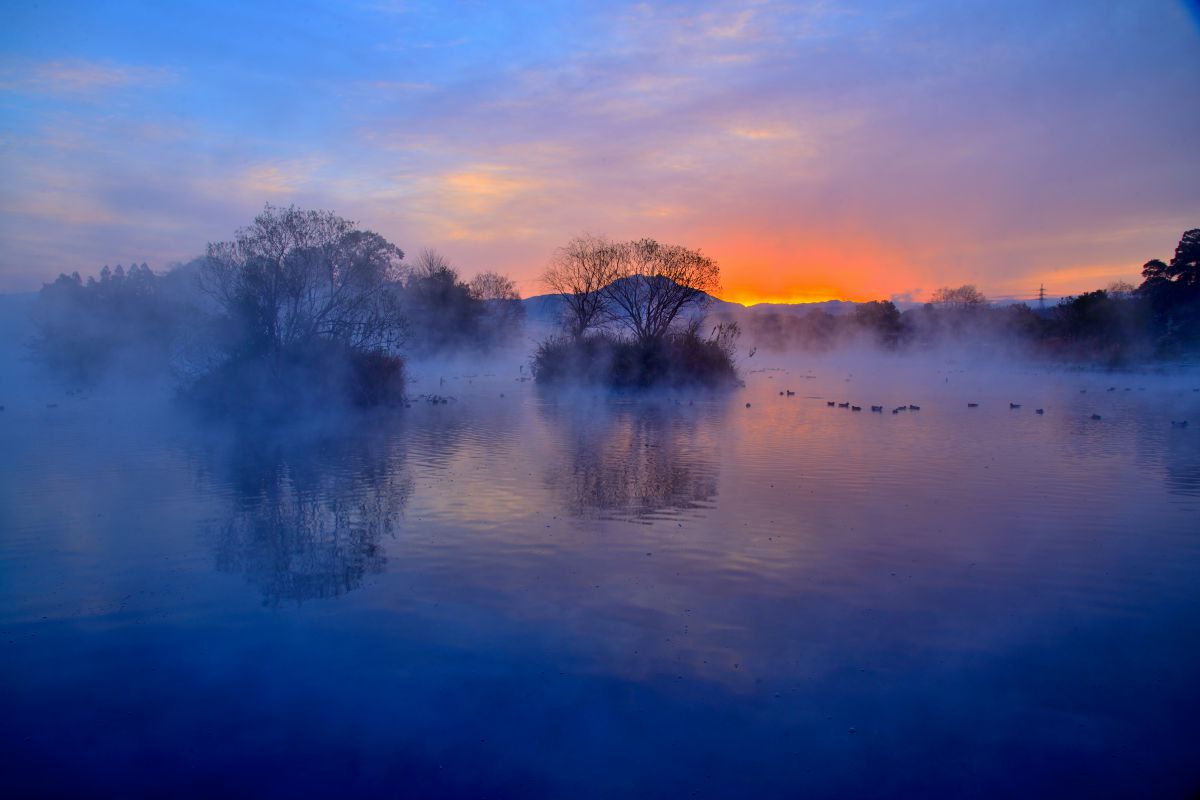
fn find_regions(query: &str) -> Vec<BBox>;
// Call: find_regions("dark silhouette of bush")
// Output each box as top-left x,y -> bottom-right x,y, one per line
533,325 -> 738,389
189,339 -> 406,418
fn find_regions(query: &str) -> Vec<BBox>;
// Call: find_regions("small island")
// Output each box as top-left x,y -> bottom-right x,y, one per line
533,235 -> 740,388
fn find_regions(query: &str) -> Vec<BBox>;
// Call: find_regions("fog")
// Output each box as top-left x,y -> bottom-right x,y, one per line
4,252 -> 1200,797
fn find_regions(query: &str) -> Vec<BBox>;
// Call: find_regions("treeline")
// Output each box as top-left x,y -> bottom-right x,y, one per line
725,228 -> 1200,363
32,263 -> 202,383
31,217 -> 1198,405
32,205 -> 525,411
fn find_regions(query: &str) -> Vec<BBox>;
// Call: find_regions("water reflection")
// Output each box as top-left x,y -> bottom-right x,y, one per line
203,416 -> 412,604
1164,435 -> 1200,497
538,395 -> 724,521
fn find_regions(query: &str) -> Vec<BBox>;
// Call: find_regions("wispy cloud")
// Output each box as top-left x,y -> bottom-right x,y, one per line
0,59 -> 176,97
0,1 -> 1198,297
235,158 -> 328,197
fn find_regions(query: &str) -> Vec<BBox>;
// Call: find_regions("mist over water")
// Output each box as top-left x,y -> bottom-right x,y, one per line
2,331 -> 1200,797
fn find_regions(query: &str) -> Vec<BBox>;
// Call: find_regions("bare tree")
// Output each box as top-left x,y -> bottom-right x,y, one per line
930,284 -> 986,308
400,249 -> 488,352
1105,280 -> 1136,299
542,234 -> 623,338
469,270 -> 525,343
200,205 -> 406,357
469,271 -> 521,302
603,238 -> 720,342
410,248 -> 453,280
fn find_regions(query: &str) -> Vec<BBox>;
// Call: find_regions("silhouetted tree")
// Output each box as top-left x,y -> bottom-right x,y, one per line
1138,230 -> 1200,295
1137,228 -> 1200,351
603,238 -> 720,342
853,300 -> 903,347
542,234 -> 622,338
401,249 -> 484,353
200,205 -> 407,359
469,271 -> 520,302
1106,281 -> 1136,299
469,270 -> 525,343
931,284 -> 986,308
189,206 -> 409,412
1167,229 -> 1200,287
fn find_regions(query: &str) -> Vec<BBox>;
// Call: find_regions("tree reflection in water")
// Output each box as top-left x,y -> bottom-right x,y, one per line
539,394 -> 725,522
203,415 -> 412,604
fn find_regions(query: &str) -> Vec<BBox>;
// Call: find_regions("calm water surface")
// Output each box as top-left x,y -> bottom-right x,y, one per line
2,353 -> 1199,798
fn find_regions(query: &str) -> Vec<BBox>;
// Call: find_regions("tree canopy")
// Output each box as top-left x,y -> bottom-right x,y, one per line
200,205 -> 407,358
542,234 -> 623,338
542,235 -> 720,342
604,238 -> 720,342
930,285 -> 986,308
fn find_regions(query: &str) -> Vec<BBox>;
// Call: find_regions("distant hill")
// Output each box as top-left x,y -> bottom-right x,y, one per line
735,299 -> 857,316
522,290 -> 860,324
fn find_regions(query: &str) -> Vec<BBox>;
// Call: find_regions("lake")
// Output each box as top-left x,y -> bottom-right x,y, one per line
2,348 -> 1198,798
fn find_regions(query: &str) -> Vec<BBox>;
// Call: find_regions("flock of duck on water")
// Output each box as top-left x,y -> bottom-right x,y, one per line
743,383 -> 1193,428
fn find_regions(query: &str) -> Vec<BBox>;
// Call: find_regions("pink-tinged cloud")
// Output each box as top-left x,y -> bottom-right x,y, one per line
0,1 -> 1197,302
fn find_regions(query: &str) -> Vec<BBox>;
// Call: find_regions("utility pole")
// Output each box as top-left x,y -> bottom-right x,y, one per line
1038,284 -> 1045,311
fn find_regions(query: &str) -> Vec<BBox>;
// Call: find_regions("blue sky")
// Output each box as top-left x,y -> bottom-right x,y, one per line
1,0 -> 1198,301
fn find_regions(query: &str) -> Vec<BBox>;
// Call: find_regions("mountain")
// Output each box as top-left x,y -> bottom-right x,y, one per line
521,290 -> 858,322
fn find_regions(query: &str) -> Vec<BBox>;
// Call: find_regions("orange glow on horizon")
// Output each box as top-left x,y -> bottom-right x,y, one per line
701,234 -> 912,307
721,288 -> 852,306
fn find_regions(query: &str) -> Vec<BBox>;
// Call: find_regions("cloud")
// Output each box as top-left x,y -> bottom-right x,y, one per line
0,0 -> 1198,299
235,159 -> 328,197
0,59 -> 176,97
729,125 -> 796,141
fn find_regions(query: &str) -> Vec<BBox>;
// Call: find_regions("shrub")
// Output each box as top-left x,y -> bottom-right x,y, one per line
532,327 -> 737,389
188,341 -> 405,419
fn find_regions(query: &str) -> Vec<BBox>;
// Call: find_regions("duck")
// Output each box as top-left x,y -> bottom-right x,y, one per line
1171,420 -> 1189,428
892,408 -> 900,414
871,405 -> 883,413
838,402 -> 850,408
826,401 -> 835,407
851,405 -> 862,412
967,402 -> 979,408
786,390 -> 796,396
1009,403 -> 1021,409
1036,408 -> 1044,415
908,404 -> 921,411
893,406 -> 906,413
745,403 -> 752,408
1091,413 -> 1102,420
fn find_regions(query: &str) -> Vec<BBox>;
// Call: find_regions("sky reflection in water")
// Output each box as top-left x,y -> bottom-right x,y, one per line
1,355 -> 1199,797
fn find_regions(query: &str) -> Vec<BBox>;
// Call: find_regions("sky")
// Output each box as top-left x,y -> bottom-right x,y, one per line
1,0 -> 1198,304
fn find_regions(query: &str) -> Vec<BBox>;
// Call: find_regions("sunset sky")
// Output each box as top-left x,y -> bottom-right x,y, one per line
2,0 -> 1198,304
